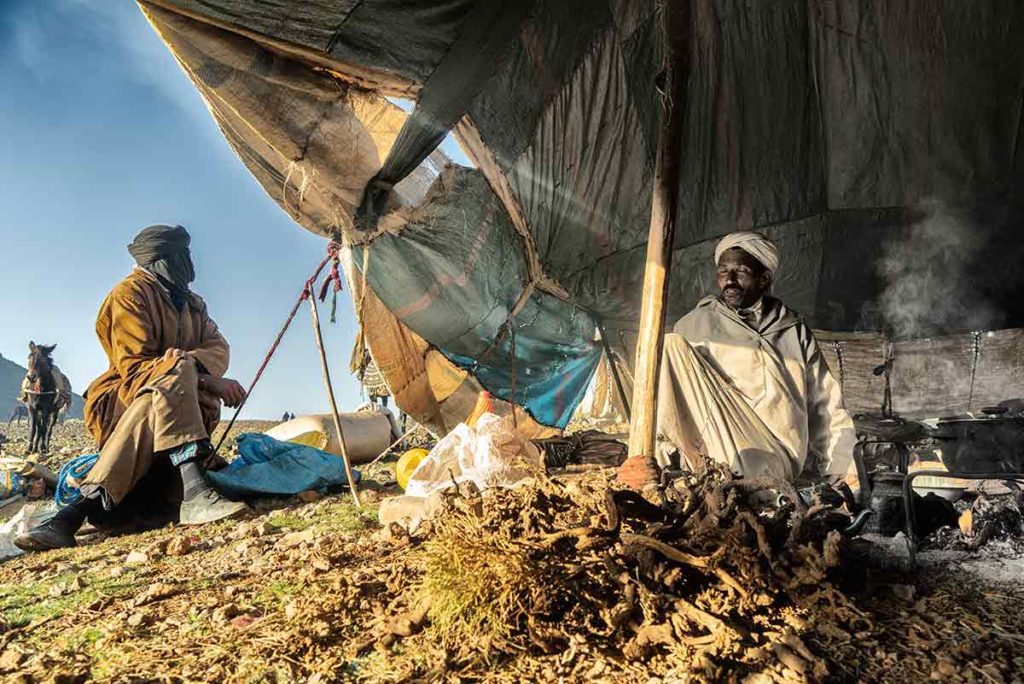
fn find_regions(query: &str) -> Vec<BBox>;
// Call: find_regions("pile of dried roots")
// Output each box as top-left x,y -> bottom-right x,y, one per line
384,464 -> 872,681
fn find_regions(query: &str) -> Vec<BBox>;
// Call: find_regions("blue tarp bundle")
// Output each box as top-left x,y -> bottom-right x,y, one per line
207,434 -> 360,499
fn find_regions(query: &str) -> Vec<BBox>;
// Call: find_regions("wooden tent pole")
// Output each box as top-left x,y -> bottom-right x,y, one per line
626,0 -> 689,461
308,286 -> 363,508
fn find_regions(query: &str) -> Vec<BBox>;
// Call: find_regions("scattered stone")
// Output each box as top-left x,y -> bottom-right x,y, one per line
127,611 -> 147,627
359,489 -> 382,505
86,597 -> 111,612
297,489 -> 322,503
284,601 -> 298,620
378,495 -> 435,529
109,567 -> 125,578
212,604 -> 239,624
0,649 -> 25,669
229,614 -> 259,629
166,536 -> 192,557
377,522 -> 410,546
125,550 -> 149,565
144,540 -> 168,559
133,582 -> 182,607
251,520 -> 274,537
278,529 -> 315,549
46,577 -> 85,597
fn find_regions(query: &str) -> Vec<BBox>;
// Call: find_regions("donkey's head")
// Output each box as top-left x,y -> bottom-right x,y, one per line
27,341 -> 56,384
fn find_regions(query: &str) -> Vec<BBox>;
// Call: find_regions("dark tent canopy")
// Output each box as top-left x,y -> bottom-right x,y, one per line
139,0 -> 1024,431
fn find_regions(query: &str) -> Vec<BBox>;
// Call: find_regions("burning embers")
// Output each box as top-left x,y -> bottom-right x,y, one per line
930,488 -> 1024,552
852,404 -> 1024,556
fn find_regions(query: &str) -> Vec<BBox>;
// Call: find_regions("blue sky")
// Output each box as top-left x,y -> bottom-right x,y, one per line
0,0 -> 445,419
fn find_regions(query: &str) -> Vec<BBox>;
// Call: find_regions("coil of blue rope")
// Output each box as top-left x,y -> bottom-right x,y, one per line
55,453 -> 100,507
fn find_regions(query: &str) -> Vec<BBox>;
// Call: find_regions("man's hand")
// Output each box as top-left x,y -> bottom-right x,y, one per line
198,375 -> 247,409
163,348 -> 187,361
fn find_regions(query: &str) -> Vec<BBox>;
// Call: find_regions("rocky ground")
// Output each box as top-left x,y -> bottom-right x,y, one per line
0,422 -> 1021,683
0,419 -> 279,471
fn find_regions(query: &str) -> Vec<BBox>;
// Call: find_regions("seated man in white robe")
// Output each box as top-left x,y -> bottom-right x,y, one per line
656,232 -> 855,482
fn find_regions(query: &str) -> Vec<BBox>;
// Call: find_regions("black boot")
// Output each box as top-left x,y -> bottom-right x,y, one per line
14,496 -> 103,552
177,459 -> 247,526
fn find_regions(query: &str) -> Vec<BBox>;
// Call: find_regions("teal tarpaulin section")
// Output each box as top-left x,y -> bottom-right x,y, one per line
351,168 -> 603,428
208,434 -> 360,499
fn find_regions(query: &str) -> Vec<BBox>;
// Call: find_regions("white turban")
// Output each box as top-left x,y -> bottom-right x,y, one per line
714,231 -> 779,274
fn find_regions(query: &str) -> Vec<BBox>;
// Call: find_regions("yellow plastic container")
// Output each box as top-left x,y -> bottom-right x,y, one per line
286,430 -> 329,450
396,448 -> 429,490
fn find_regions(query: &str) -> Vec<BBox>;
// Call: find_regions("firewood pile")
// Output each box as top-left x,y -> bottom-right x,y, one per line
364,464 -> 876,682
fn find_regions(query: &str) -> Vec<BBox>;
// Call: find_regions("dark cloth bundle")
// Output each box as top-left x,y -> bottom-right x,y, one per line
534,430 -> 628,469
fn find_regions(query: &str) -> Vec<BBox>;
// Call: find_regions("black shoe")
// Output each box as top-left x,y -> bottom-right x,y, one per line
13,496 -> 101,552
14,516 -> 78,551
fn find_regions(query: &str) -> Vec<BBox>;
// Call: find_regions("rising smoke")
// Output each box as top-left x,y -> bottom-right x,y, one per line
875,198 -> 1004,339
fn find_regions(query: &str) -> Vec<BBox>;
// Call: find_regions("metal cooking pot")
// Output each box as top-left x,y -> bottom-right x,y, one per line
924,415 -> 1024,473
852,414 -> 927,443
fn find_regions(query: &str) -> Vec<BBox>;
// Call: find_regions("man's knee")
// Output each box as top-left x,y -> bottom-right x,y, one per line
142,356 -> 199,397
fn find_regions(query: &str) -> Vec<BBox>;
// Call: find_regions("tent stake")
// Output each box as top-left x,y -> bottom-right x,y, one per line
308,285 -> 363,508
626,0 -> 689,462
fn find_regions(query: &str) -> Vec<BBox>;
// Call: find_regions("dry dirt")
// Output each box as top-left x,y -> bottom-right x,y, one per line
0,422 -> 1021,683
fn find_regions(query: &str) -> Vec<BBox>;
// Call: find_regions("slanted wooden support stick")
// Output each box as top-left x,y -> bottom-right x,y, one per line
308,286 -> 362,508
626,0 -> 689,460
598,322 -> 632,423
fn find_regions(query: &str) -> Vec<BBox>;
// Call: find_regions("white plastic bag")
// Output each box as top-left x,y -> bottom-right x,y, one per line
405,413 -> 543,498
0,500 -> 59,562
404,423 -> 475,498
471,413 -> 543,488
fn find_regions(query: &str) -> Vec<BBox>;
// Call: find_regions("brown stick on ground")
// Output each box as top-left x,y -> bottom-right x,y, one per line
620,532 -> 748,597
674,597 -> 740,638
308,286 -> 362,508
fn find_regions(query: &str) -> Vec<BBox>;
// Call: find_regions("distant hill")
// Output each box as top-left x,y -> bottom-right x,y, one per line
0,352 -> 85,420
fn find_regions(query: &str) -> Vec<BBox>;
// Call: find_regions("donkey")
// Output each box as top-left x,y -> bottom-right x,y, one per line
8,404 -> 28,424
24,342 -> 64,455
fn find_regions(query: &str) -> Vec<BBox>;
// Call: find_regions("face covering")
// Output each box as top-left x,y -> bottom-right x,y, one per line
127,224 -> 195,310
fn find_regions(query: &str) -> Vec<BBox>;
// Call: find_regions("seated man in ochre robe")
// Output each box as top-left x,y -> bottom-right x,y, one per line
655,232 -> 855,483
16,225 -> 247,551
